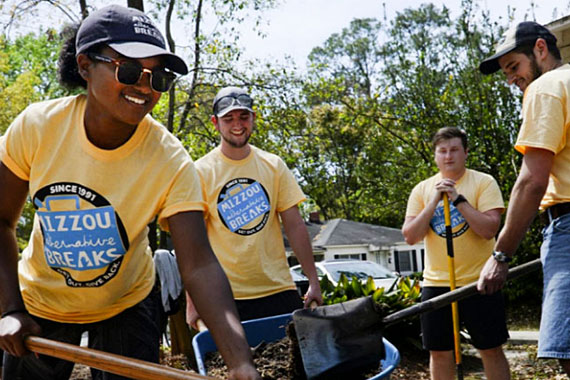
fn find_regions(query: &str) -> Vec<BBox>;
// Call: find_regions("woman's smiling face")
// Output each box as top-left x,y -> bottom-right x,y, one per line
80,46 -> 163,130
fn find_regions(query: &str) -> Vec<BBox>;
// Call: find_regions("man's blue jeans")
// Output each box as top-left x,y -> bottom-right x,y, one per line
539,213 -> 570,359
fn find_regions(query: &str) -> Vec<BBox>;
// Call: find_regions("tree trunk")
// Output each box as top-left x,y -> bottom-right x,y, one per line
159,0 -> 177,250
78,0 -> 88,19
127,0 -> 144,11
179,0 -> 203,133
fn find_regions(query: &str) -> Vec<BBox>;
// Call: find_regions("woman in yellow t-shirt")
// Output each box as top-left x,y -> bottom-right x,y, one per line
0,5 -> 259,380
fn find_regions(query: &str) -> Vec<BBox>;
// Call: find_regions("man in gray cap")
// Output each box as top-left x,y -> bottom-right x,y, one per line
477,21 -> 570,375
185,87 -> 322,327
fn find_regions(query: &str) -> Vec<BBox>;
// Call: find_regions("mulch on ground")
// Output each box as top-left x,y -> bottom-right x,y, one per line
69,299 -> 566,379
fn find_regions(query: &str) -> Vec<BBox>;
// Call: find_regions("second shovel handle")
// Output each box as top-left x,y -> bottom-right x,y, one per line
382,258 -> 542,326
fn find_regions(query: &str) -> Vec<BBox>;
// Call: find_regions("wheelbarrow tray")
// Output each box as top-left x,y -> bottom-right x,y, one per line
192,313 -> 400,379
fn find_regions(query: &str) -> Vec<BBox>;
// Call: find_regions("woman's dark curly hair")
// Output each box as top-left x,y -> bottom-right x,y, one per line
57,23 -> 103,90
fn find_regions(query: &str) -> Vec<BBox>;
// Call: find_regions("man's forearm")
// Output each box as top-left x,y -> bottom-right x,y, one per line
288,225 -> 319,285
495,176 -> 545,255
402,201 -> 438,245
455,203 -> 501,240
495,149 -> 552,255
280,206 -> 320,285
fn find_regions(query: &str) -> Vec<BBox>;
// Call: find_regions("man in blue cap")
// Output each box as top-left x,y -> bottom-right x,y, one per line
477,21 -> 570,375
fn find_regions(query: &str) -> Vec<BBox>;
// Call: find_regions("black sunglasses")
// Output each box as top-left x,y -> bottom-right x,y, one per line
213,94 -> 254,115
88,53 -> 176,93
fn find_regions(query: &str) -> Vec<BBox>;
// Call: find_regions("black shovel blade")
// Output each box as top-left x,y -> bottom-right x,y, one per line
292,296 -> 385,380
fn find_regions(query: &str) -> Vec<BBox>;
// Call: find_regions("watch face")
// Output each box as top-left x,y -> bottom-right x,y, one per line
493,251 -> 510,262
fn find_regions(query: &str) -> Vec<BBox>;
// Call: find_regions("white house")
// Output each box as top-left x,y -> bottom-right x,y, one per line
285,212 -> 424,276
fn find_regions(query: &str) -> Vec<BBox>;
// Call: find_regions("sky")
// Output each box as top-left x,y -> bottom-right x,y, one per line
235,0 -> 570,68
1,0 -> 569,70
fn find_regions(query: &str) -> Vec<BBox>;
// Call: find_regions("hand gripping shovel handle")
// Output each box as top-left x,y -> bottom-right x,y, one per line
25,336 -> 216,380
382,258 -> 542,326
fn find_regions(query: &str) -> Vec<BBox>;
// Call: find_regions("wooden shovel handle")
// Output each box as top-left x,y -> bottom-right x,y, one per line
382,258 -> 542,326
25,336 -> 215,380
196,318 -> 208,332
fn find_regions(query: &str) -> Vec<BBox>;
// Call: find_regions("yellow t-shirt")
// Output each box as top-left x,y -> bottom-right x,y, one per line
0,95 -> 205,323
195,146 -> 305,299
405,169 -> 504,286
515,64 -> 570,209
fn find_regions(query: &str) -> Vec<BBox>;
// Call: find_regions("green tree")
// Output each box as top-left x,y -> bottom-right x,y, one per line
0,31 -> 66,250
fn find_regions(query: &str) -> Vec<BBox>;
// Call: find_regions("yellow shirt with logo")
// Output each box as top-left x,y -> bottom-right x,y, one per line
0,95 -> 205,323
195,145 -> 304,299
405,169 -> 504,286
515,64 -> 570,209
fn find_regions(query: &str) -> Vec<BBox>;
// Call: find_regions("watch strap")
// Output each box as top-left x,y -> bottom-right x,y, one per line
453,194 -> 467,207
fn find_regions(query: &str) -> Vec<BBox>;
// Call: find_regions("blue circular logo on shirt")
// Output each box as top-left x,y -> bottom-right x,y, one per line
430,201 -> 469,238
216,177 -> 270,236
33,182 -> 129,287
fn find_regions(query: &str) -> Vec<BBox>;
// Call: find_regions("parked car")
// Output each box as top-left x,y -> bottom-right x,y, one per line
290,269 -> 310,297
290,259 -> 399,292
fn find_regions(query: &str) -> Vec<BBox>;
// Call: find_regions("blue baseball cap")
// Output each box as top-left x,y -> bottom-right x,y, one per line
76,5 -> 188,75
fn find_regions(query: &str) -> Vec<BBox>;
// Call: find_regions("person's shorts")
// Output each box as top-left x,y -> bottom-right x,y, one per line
420,286 -> 509,351
235,289 -> 303,321
539,212 -> 570,359
2,284 -> 160,380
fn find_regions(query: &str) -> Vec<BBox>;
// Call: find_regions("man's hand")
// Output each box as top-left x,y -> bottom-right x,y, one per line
477,256 -> 509,295
435,178 -> 458,202
303,284 -> 323,308
0,312 -> 42,357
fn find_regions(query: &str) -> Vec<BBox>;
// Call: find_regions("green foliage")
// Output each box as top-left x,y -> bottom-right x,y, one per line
0,30 -> 64,134
320,274 -> 421,317
0,30 -> 66,248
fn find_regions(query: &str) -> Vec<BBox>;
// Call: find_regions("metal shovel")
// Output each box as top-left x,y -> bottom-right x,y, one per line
292,258 -> 541,380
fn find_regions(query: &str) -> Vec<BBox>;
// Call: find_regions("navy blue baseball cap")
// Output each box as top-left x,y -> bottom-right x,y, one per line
76,5 -> 188,75
479,21 -> 557,75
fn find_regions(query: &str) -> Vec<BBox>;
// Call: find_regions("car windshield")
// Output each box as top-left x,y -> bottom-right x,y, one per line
290,270 -> 308,281
324,261 -> 396,282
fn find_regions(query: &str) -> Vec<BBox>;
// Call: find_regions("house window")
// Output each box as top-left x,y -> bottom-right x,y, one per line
394,250 -> 418,273
333,254 -> 366,260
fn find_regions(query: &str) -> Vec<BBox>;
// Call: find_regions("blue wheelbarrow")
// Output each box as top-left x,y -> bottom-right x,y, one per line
192,313 -> 400,379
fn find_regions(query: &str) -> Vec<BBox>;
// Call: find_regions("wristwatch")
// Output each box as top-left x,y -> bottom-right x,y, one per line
453,194 -> 467,207
492,251 -> 512,263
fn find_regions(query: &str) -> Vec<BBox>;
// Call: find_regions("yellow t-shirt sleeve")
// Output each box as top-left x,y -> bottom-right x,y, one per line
516,85 -> 566,155
0,109 -> 38,181
405,181 -> 427,217
157,160 -> 206,231
475,175 -> 504,213
276,158 -> 305,212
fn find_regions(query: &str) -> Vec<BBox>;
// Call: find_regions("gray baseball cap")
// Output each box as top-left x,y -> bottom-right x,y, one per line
212,87 -> 254,117
479,21 -> 557,75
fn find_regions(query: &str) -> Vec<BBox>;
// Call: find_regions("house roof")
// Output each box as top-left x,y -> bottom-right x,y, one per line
312,218 -> 404,248
284,218 -> 404,249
